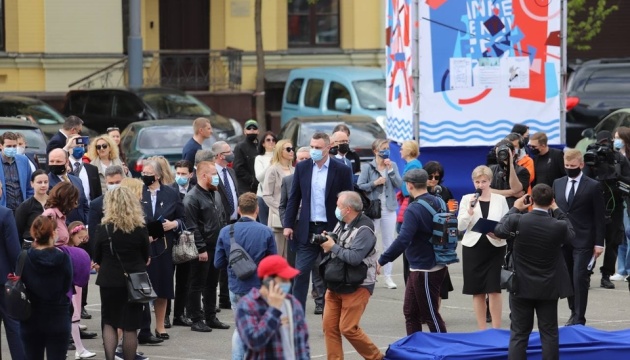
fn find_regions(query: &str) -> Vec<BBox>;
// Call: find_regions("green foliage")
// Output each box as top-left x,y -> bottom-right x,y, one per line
568,0 -> 619,51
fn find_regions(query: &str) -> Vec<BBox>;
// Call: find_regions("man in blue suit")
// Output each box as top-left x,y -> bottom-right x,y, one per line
47,148 -> 89,224
0,131 -> 34,211
0,183 -> 26,359
283,132 -> 354,309
46,115 -> 83,154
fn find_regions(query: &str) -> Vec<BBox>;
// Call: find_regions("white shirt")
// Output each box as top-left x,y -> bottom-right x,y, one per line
565,172 -> 583,202
69,156 -> 90,203
310,157 -> 330,222
335,154 -> 352,168
216,163 -> 238,220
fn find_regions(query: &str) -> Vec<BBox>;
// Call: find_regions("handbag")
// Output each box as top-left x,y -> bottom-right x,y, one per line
106,225 -> 158,303
500,218 -> 521,293
364,198 -> 382,219
172,225 -> 198,264
268,211 -> 283,229
4,250 -> 31,321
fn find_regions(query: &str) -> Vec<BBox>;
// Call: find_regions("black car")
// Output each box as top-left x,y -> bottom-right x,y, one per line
0,95 -> 96,138
566,58 -> 630,147
278,115 -> 387,161
120,119 -> 242,177
0,118 -> 48,169
62,88 -> 243,140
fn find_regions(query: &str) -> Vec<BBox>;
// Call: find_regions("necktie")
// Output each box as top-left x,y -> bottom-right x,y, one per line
73,161 -> 82,176
567,180 -> 576,207
223,168 -> 235,216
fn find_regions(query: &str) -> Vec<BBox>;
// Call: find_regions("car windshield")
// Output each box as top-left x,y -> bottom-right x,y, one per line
353,80 -> 386,110
0,128 -> 47,150
0,101 -> 65,125
137,126 -> 217,149
297,121 -> 386,148
140,92 -> 213,118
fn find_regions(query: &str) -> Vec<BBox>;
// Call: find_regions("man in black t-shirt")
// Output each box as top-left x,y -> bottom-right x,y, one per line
530,132 -> 565,187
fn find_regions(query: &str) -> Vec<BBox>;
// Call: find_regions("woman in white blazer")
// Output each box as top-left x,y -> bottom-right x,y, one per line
458,165 -> 509,330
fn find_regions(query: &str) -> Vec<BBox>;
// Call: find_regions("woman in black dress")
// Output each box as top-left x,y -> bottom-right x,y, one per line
14,169 -> 49,248
20,215 -> 73,360
457,165 -> 509,329
94,187 -> 149,360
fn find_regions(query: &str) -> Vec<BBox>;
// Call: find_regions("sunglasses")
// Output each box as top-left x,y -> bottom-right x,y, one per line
265,138 -> 276,142
107,127 -> 119,132
95,144 -> 109,150
428,175 -> 440,180
284,147 -> 295,153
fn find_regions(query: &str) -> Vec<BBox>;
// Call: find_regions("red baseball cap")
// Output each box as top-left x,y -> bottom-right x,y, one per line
257,255 -> 300,279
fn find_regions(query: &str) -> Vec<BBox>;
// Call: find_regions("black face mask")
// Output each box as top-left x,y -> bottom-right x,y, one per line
338,143 -> 350,154
531,148 -> 541,156
329,146 -> 339,156
246,133 -> 258,142
49,164 -> 66,176
522,137 -> 529,147
565,167 -> 581,178
142,175 -> 156,187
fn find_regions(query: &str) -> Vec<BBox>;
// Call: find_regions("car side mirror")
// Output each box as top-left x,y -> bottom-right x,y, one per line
581,128 -> 595,139
335,98 -> 351,112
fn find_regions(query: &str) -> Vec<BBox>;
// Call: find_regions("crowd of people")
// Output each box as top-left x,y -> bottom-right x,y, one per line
1,115 -> 629,360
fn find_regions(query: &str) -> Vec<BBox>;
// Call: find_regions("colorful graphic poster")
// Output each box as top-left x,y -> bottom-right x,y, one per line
386,0 -> 414,142
419,0 -> 562,146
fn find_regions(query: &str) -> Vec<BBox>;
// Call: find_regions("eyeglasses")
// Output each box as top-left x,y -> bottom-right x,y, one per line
265,138 -> 276,143
284,147 -> 295,153
95,144 -> 109,150
106,127 -> 119,132
428,175 -> 440,181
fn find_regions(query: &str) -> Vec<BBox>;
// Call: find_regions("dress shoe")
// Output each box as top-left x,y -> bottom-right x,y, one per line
75,349 -> 96,359
68,342 -> 76,351
601,277 -> 615,289
80,330 -> 98,339
565,315 -> 575,326
216,306 -> 221,313
81,308 -> 92,320
164,316 -> 172,329
155,329 -> 170,340
313,305 -> 323,315
206,318 -> 230,329
173,315 -> 193,327
191,321 -> 212,332
219,302 -> 232,310
138,335 -> 164,345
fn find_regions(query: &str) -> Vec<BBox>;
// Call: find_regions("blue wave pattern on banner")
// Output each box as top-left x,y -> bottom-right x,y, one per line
419,119 -> 561,143
387,116 -> 414,142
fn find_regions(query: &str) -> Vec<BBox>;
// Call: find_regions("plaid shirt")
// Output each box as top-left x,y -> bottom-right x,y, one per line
235,287 -> 310,360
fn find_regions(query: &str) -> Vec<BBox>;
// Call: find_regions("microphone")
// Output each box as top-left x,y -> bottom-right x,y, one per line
434,185 -> 443,196
470,188 -> 483,208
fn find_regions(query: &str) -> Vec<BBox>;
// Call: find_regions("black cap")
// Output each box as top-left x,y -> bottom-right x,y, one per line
402,169 -> 428,184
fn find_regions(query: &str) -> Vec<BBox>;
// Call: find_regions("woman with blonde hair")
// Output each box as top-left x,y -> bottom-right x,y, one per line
94,187 -> 149,360
120,177 -> 144,200
262,139 -> 295,256
89,135 -> 126,193
148,156 -> 175,185
458,165 -> 509,330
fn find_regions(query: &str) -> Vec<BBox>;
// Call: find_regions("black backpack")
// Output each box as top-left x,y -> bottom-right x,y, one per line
4,250 -> 31,321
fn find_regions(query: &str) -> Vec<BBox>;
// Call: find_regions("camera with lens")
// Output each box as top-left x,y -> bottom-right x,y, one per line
311,233 -> 337,245
495,140 -> 515,163
584,143 -> 614,167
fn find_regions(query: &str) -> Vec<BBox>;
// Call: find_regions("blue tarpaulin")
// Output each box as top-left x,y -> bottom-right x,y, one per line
384,326 -> 630,359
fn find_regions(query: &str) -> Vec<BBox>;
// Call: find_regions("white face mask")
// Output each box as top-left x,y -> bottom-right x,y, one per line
17,146 -> 26,155
107,184 -> 120,192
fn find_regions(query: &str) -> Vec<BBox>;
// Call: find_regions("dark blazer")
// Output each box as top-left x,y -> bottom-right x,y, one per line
82,162 -> 103,201
46,130 -> 67,154
217,166 -> 239,223
279,174 -> 294,223
284,157 -> 353,244
553,174 -> 605,249
88,194 -> 104,254
94,224 -> 150,288
170,182 -> 193,201
495,207 -> 574,299
48,172 -> 90,224
0,206 -> 21,281
141,184 -> 185,251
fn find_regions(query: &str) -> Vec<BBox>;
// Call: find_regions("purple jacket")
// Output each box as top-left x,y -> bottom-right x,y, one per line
59,245 -> 91,288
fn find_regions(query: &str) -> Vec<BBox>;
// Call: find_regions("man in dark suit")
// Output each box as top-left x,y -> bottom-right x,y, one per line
494,185 -> 574,360
0,191 -> 26,360
553,148 -> 605,326
46,115 -> 84,154
283,132 -> 354,309
47,148 -> 89,224
68,141 -> 101,202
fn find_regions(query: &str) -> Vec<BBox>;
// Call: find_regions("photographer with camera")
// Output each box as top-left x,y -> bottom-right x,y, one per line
317,191 -> 383,360
489,139 -> 530,207
582,130 -> 630,289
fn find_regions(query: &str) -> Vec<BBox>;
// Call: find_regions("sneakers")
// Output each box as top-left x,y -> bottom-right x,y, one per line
384,276 -> 397,289
610,273 -> 626,281
75,349 -> 96,359
115,352 -> 148,360
601,276 -> 615,289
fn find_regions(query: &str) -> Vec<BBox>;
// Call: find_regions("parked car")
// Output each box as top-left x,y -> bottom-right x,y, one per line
62,87 -> 243,140
575,108 -> 630,154
280,67 -> 386,129
278,115 -> 387,161
120,119 -> 242,177
0,118 -> 48,169
566,58 -> 630,147
0,95 -> 96,138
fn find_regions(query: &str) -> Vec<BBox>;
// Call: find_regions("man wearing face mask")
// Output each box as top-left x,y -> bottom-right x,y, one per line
0,131 -> 34,212
330,130 -> 361,182
233,120 -> 260,195
529,132 -> 565,187
15,132 -> 37,172
172,160 -> 195,200
183,161 -> 229,332
47,148 -> 89,223
67,136 -> 102,203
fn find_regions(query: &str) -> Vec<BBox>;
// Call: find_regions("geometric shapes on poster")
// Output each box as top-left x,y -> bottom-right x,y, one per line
484,15 -> 505,36
458,88 -> 492,105
449,58 -> 472,89
507,57 -> 530,89
546,30 -> 561,47
527,45 -> 537,65
509,26 -> 525,45
530,59 -> 543,74
426,0 -> 448,10
545,62 -> 559,99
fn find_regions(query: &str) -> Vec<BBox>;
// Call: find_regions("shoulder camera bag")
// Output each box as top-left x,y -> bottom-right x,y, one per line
4,250 -> 32,321
228,223 -> 258,280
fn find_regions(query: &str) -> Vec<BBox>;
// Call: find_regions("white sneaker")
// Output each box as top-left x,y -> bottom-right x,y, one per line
75,349 -> 96,359
610,273 -> 626,281
384,276 -> 397,289
78,324 -> 87,331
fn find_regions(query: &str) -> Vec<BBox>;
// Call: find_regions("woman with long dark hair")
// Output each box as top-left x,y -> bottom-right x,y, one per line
14,169 -> 49,248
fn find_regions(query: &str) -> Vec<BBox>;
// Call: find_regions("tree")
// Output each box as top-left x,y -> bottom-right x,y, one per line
567,0 -> 619,51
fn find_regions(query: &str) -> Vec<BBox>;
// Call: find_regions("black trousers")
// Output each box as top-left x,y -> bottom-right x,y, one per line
508,295 -> 559,360
219,268 -> 230,306
563,245 -> 591,325
601,208 -> 624,276
166,261 -> 191,318
187,258 -> 219,323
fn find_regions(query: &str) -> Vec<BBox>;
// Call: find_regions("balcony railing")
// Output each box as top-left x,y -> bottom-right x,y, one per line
69,48 -> 243,91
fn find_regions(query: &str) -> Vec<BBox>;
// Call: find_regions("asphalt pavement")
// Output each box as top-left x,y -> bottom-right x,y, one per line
2,245 -> 630,359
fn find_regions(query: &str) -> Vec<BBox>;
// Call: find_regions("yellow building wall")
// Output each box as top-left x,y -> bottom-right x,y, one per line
143,0 -> 160,51
212,0 -> 282,52
4,0 -> 45,52
0,65 -> 46,91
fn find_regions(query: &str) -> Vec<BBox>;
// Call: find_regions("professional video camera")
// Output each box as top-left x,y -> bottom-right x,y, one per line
584,142 -> 615,167
311,233 -> 338,245
496,143 -> 513,162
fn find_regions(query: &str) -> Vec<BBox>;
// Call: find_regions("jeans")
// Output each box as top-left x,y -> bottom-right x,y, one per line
617,209 -> 630,275
257,197 -> 269,227
230,291 -> 245,360
0,293 -> 25,359
374,209 -> 397,277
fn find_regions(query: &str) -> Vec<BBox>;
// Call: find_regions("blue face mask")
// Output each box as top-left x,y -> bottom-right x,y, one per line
72,147 -> 85,159
378,149 -> 390,159
614,139 -> 624,150
211,174 -> 220,187
310,148 -> 324,162
279,282 -> 292,295
335,207 -> 344,221
175,175 -> 189,186
3,147 -> 17,158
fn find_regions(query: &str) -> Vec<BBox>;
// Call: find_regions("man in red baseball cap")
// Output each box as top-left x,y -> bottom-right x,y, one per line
234,255 -> 310,359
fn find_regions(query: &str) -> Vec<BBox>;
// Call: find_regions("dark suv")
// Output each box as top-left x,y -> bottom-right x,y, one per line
62,88 -> 243,141
566,58 -> 630,147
